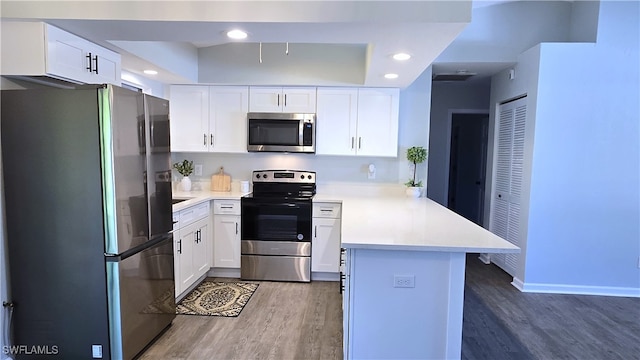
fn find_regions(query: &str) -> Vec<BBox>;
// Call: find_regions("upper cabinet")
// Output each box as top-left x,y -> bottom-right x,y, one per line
1,22 -> 121,85
170,85 -> 249,153
316,87 -> 399,157
249,87 -> 317,113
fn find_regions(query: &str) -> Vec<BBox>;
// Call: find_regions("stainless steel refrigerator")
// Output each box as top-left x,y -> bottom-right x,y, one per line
1,85 -> 175,359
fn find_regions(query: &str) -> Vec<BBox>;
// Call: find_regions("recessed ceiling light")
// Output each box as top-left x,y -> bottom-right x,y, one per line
143,69 -> 158,75
384,73 -> 399,79
227,29 -> 248,40
393,53 -> 411,61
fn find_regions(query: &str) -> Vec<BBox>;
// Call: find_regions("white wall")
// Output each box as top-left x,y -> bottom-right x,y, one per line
488,1 -> 640,295
436,1 -> 573,64
172,70 -> 433,191
427,79 -> 491,206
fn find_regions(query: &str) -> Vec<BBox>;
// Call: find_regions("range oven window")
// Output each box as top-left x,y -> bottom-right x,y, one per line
241,199 -> 311,242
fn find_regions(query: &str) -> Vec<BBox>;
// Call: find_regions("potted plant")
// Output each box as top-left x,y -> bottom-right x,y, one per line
173,159 -> 194,191
404,146 -> 427,197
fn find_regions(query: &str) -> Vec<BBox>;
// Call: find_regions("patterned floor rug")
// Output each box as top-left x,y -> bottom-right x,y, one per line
176,281 -> 259,317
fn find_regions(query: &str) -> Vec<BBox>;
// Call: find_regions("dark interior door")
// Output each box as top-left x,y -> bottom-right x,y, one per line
448,113 -> 489,225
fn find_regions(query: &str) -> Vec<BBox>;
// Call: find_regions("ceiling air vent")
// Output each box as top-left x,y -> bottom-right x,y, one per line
432,73 -> 476,82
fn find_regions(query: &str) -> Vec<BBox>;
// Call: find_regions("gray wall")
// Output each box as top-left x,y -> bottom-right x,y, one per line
426,79 -> 490,206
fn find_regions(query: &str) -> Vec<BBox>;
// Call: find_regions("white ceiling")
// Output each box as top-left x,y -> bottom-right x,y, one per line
1,0 -> 473,88
1,0 -> 581,88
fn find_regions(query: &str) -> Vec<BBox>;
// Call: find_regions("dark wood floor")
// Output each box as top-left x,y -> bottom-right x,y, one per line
140,258 -> 640,359
464,254 -> 640,360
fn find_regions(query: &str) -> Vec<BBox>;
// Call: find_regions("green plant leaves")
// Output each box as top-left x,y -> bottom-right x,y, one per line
173,159 -> 194,176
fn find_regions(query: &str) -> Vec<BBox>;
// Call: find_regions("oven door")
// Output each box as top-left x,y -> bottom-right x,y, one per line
241,197 -> 312,243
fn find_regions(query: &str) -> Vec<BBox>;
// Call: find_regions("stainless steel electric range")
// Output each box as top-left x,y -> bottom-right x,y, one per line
240,170 -> 316,282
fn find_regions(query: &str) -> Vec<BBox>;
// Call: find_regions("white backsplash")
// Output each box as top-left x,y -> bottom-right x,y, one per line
170,152 -> 424,189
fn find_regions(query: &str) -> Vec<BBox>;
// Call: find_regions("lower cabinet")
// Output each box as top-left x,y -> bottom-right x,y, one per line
213,200 -> 241,269
173,201 -> 211,298
312,202 -> 342,274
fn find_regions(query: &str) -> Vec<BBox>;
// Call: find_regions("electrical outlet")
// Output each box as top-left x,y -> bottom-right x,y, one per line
393,275 -> 415,288
194,164 -> 203,176
92,345 -> 103,358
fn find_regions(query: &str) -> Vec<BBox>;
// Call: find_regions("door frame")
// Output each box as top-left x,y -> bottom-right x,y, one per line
444,109 -> 489,208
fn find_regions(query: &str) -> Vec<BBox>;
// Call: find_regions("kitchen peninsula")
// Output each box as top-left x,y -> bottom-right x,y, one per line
315,195 -> 520,360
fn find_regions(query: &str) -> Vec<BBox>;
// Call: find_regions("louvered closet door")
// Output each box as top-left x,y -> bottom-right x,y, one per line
491,96 -> 527,276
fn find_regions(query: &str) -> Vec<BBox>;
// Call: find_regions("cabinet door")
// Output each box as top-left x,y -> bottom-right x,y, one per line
213,215 -> 241,268
356,88 -> 399,157
312,218 -> 341,273
169,85 -> 209,152
46,24 -> 121,85
249,87 -> 283,112
192,218 -> 211,278
316,88 -> 358,155
209,86 -> 249,153
282,87 -> 317,113
176,223 -> 196,295
46,24 -> 93,84
85,42 -> 121,85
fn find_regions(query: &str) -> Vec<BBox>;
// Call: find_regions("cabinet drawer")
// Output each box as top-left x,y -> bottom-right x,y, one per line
313,203 -> 342,218
179,201 -> 210,227
213,200 -> 241,215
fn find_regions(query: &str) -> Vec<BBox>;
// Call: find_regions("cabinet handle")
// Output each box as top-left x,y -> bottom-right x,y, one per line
203,133 -> 207,146
284,94 -> 287,106
351,137 -> 354,149
86,53 -> 93,72
277,94 -> 280,106
93,55 -> 99,74
236,222 -> 239,235
358,137 -> 362,149
178,239 -> 182,254
314,225 -> 317,238
320,209 -> 332,212
211,134 -> 214,146
220,206 -> 233,209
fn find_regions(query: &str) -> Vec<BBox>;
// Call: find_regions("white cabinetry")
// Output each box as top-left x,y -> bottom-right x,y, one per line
213,200 -> 241,269
173,201 -> 211,298
312,202 -> 342,274
249,87 -> 316,112
316,88 -> 399,157
1,22 -> 121,85
169,85 -> 248,153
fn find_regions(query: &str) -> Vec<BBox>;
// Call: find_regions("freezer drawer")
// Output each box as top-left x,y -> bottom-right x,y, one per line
106,236 -> 176,359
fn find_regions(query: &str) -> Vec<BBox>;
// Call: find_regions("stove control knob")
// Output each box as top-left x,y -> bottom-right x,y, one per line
263,174 -> 268,179
307,175 -> 312,180
300,175 -> 305,179
255,174 -> 261,179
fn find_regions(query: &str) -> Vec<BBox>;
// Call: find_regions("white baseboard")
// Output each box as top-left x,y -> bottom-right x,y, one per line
208,268 -> 241,279
512,277 -> 640,297
478,253 -> 491,264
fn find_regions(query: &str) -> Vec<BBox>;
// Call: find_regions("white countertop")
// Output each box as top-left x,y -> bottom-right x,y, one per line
172,190 -> 248,212
333,195 -> 519,254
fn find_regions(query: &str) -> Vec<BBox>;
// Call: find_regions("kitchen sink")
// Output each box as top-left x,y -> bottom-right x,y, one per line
172,198 -> 192,204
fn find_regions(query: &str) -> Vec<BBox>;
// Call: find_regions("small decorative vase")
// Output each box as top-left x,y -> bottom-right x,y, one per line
406,187 -> 421,198
180,176 -> 192,192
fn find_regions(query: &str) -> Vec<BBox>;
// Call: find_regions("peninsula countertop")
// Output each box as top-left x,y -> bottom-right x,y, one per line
314,194 -> 519,254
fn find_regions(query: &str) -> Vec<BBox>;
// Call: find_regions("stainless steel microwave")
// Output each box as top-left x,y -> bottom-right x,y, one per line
247,112 -> 316,153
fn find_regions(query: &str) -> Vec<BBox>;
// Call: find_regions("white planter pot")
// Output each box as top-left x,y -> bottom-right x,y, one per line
180,176 -> 192,191
405,187 -> 421,198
